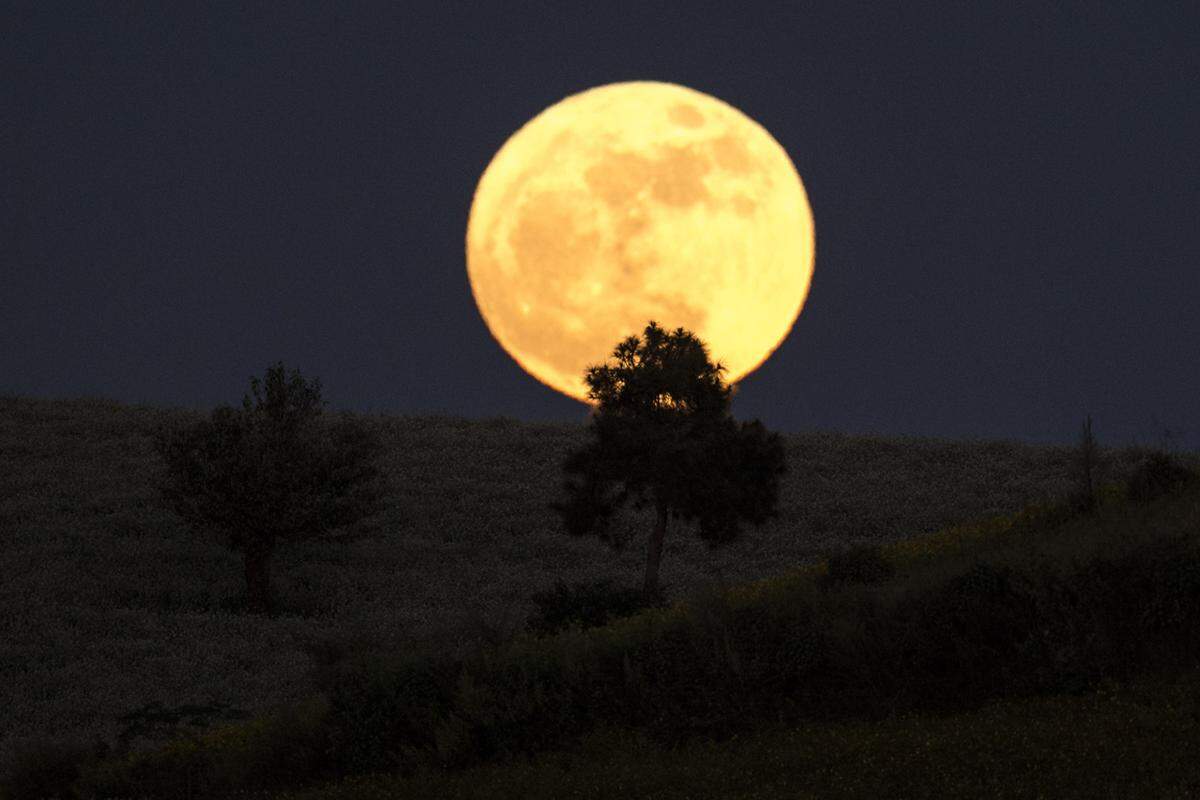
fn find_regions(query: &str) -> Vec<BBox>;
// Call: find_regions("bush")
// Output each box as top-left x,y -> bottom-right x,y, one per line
110,700 -> 253,759
525,579 -> 669,637
0,736 -> 105,800
320,650 -> 461,778
823,542 -> 895,586
76,696 -> 335,800
886,561 -> 1034,707
1076,534 -> 1200,676
1126,453 -> 1195,504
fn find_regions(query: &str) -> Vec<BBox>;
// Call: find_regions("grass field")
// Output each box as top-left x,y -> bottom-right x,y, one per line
1,393 -> 1195,796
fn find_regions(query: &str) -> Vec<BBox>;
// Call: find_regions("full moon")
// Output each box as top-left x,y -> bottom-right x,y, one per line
466,81 -> 815,403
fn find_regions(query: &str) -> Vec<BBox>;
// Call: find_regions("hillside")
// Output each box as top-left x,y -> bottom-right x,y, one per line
0,394 -> 1175,769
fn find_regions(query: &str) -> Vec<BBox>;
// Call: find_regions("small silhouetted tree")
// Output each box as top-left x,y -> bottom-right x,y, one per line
1075,414 -> 1100,512
152,362 -> 389,615
552,322 -> 787,596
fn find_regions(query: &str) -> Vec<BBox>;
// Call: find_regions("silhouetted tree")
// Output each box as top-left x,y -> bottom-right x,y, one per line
1074,414 -> 1100,512
552,322 -> 787,595
152,362 -> 388,615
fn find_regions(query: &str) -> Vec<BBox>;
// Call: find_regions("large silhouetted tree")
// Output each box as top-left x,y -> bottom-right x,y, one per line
153,362 -> 389,615
552,322 -> 787,595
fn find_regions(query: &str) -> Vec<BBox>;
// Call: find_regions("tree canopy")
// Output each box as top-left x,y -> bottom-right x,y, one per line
153,362 -> 388,614
553,322 -> 787,595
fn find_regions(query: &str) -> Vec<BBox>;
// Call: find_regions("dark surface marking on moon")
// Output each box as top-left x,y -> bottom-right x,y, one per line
649,144 -> 713,207
584,151 -> 654,209
668,103 -> 705,128
508,191 -> 600,288
709,133 -> 755,175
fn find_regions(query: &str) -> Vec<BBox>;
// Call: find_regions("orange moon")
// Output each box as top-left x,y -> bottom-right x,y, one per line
466,81 -> 815,403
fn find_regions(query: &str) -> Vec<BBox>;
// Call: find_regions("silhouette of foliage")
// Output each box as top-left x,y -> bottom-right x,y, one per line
152,362 -> 388,615
1126,452 -> 1195,505
108,700 -> 252,759
0,735 -> 108,800
824,542 -> 895,586
551,322 -> 787,595
526,578 -> 669,637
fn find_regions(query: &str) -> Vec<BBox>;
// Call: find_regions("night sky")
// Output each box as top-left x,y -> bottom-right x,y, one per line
4,2 -> 1197,450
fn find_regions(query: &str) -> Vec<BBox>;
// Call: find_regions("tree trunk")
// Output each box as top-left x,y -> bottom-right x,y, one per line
643,500 -> 668,596
243,537 -> 274,615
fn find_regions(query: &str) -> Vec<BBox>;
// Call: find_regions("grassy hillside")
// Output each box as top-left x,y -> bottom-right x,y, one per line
0,394 -> 1186,779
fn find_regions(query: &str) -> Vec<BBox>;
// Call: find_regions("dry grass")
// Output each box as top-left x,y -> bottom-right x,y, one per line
0,394 -> 1175,768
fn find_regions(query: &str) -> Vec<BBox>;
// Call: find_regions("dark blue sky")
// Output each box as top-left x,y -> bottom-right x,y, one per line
4,2 -> 1197,449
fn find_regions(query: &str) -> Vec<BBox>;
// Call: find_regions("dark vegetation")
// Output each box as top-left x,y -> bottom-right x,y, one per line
219,665 -> 1200,799
1,340 -> 1198,798
152,363 -> 389,615
524,579 -> 670,638
552,322 -> 786,595
821,541 -> 894,587
1127,450 -> 1195,505
14,455 -> 1197,800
